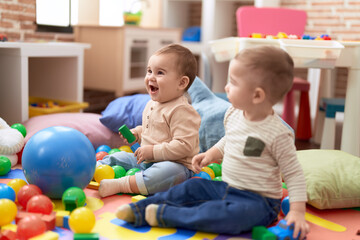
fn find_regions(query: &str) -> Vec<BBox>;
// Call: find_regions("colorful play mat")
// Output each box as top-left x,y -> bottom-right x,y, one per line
1,169 -> 360,240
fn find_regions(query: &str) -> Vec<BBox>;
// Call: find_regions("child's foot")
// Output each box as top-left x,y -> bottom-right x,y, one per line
145,204 -> 159,227
116,204 -> 135,222
98,176 -> 133,197
98,179 -> 122,197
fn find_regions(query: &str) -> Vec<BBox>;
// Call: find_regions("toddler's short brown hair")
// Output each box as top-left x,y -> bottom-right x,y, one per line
155,44 -> 197,91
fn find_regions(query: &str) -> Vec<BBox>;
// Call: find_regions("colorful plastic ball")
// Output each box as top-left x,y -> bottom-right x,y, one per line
207,163 -> 222,177
201,167 -> 215,179
282,187 -> 289,201
96,145 -> 111,153
96,151 -> 108,161
194,171 -> 211,180
119,145 -> 133,153
108,148 -> 121,155
7,178 -> 27,201
281,196 -> 290,216
17,184 -> 42,208
125,168 -> 141,176
213,176 -> 222,181
94,165 -> 115,183
17,215 -> 46,240
0,198 -> 17,226
17,147 -> 24,164
62,187 -> 86,208
0,183 -> 16,201
22,126 -> 96,199
26,194 -> 53,215
112,165 -> 126,179
69,207 -> 96,233
0,156 -> 11,176
11,123 -> 27,137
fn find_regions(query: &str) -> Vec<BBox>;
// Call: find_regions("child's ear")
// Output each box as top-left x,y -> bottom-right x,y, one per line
178,76 -> 190,90
253,87 -> 266,104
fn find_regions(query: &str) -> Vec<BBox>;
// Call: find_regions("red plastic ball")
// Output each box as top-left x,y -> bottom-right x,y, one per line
281,188 -> 289,201
18,184 -> 43,209
26,194 -> 53,215
17,215 -> 46,240
96,151 -> 108,161
16,147 -> 24,165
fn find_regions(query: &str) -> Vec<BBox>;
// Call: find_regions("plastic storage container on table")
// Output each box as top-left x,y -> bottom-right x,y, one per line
210,37 -> 344,69
279,39 -> 344,68
29,96 -> 89,118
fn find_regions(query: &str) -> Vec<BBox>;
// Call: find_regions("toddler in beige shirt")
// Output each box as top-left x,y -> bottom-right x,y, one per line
97,44 -> 201,197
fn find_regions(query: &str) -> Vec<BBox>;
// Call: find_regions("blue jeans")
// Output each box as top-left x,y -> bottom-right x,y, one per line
97,151 -> 193,195
130,178 -> 281,235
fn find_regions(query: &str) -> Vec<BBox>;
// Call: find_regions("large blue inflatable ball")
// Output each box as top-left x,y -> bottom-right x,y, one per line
22,126 -> 96,199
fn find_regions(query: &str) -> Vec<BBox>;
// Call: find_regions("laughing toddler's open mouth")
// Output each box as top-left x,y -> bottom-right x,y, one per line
150,85 -> 159,93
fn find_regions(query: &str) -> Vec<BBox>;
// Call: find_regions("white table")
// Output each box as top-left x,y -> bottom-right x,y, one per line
210,38 -> 360,157
0,42 -> 90,124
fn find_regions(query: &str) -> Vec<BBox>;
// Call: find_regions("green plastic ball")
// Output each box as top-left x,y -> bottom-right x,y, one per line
108,148 -> 121,155
0,156 -> 11,176
207,163 -> 222,177
62,187 -> 86,207
125,168 -> 141,176
11,123 -> 27,137
112,165 -> 126,179
213,176 -> 222,181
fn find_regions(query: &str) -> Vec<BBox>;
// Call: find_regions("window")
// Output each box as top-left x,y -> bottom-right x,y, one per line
36,0 -> 143,32
36,0 -> 78,33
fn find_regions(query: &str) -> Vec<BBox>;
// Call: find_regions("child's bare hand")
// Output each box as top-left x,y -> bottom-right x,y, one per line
134,145 -> 154,164
285,209 -> 310,240
119,129 -> 138,144
192,153 -> 212,173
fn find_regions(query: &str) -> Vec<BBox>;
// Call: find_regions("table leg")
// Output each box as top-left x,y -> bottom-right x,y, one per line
341,68 -> 360,157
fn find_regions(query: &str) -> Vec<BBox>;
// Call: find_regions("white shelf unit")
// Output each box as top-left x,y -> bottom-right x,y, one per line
161,0 -> 254,92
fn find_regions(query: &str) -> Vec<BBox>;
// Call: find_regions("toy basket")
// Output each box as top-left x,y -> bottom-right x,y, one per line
29,96 -> 89,118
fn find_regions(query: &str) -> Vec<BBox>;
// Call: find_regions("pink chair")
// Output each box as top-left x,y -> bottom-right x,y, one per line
236,7 -> 307,37
236,6 -> 312,140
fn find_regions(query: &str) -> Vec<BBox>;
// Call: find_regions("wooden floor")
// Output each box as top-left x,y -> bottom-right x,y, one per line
295,139 -> 320,151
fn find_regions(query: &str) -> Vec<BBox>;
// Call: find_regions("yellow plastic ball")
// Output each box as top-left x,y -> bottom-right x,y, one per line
69,207 -> 96,233
0,199 -> 17,226
7,178 -> 27,201
201,167 -> 215,179
119,145 -> 133,153
94,165 -> 115,183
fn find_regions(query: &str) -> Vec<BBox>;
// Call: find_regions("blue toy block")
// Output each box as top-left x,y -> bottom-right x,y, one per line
268,219 -> 300,240
63,215 -> 70,230
131,142 -> 140,152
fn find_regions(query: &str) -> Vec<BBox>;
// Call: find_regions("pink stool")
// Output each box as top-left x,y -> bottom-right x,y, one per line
282,77 -> 312,140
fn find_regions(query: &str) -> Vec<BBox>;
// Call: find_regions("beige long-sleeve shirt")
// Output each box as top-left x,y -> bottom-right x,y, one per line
215,106 -> 307,202
133,95 -> 201,171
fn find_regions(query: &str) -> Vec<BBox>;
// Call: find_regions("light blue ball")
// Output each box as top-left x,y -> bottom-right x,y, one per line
22,126 -> 96,199
194,171 -> 211,180
0,183 -> 16,201
96,145 -> 112,153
